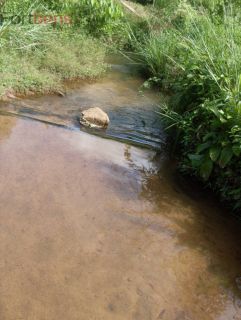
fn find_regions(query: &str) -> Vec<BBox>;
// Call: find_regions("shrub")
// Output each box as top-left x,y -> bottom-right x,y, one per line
64,0 -> 124,36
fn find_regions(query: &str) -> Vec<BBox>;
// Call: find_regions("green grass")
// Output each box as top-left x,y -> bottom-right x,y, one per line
0,24 -> 107,98
128,0 -> 241,212
0,51 -> 59,96
40,33 -> 107,79
0,0 -> 127,98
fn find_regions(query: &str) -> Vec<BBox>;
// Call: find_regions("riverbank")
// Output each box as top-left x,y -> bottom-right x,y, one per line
0,0 -> 126,100
125,0 -> 241,213
0,28 -> 107,100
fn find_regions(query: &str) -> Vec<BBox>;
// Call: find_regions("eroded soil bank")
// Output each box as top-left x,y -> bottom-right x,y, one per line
0,116 -> 241,320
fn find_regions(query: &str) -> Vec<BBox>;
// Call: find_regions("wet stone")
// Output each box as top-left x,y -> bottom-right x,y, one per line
80,107 -> 110,128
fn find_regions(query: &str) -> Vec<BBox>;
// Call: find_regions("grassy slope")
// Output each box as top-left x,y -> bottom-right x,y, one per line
0,0 -> 131,100
0,0 -> 114,99
127,0 -> 241,212
0,26 -> 107,98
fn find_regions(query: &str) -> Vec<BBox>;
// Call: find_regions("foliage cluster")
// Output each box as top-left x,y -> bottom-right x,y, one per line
131,0 -> 241,211
1,0 -> 124,36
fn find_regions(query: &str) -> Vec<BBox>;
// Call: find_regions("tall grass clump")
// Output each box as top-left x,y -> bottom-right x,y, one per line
131,1 -> 241,212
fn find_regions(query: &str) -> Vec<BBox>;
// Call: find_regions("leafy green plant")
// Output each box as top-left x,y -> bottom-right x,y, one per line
1,0 -> 125,37
65,0 -> 124,36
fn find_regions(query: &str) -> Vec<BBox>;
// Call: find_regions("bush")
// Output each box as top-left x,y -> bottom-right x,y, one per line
62,0 -> 124,37
1,0 -> 125,37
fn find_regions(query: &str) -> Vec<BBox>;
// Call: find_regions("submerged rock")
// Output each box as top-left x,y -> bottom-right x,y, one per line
56,90 -> 66,97
80,107 -> 110,128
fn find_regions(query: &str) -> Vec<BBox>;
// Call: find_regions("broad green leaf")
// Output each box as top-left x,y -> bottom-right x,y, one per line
208,105 -> 220,118
200,158 -> 213,181
209,146 -> 221,162
196,142 -> 211,154
188,154 -> 203,161
232,145 -> 241,157
218,147 -> 233,168
208,105 -> 227,122
203,132 -> 215,142
188,154 -> 203,168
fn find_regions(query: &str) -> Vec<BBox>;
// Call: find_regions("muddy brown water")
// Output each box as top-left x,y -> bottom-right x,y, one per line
0,60 -> 241,320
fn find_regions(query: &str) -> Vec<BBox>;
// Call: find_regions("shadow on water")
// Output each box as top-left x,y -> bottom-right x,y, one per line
90,142 -> 241,319
135,157 -> 241,319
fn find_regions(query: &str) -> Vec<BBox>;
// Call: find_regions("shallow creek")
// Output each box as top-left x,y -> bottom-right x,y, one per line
0,56 -> 166,149
0,59 -> 241,320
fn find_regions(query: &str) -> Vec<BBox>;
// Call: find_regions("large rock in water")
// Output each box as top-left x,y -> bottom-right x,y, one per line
80,107 -> 110,128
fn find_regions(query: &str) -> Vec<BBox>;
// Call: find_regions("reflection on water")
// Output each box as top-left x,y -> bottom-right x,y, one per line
0,58 -> 166,149
0,116 -> 240,320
